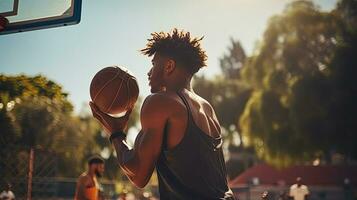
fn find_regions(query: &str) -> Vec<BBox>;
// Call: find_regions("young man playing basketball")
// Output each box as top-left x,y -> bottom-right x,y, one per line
75,156 -> 105,200
90,29 -> 235,199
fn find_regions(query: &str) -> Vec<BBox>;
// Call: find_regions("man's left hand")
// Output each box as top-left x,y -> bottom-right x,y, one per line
89,101 -> 132,136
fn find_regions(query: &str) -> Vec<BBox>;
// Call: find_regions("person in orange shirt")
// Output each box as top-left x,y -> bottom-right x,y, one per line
75,156 -> 105,200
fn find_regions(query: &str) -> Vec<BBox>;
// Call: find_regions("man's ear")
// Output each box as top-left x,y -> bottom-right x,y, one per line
164,59 -> 176,75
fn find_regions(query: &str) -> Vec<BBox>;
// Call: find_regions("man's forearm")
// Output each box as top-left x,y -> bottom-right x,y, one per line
112,138 -> 137,176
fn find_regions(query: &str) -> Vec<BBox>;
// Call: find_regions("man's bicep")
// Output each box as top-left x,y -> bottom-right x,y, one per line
77,177 -> 89,200
132,96 -> 168,179
139,95 -> 168,160
289,189 -> 294,197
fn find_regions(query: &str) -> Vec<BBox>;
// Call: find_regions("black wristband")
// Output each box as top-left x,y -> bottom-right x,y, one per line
109,131 -> 126,143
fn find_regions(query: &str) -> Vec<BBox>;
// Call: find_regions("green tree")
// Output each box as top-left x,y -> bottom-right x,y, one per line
0,74 -> 101,177
0,74 -> 73,112
0,75 -> 74,147
240,0 -> 357,166
329,0 -> 357,160
194,39 -> 251,147
220,38 -> 246,79
193,40 -> 254,178
1,74 -> 143,180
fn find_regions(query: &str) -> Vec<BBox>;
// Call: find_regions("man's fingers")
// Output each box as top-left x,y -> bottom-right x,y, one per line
89,101 -> 132,133
124,108 -> 133,119
90,101 -> 115,122
89,102 -> 106,123
89,102 -> 99,118
89,102 -> 106,119
90,101 -> 115,132
92,110 -> 102,121
89,101 -> 100,113
90,105 -> 111,133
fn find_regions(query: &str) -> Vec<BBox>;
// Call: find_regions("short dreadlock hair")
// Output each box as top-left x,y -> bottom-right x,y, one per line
88,155 -> 104,166
141,28 -> 207,74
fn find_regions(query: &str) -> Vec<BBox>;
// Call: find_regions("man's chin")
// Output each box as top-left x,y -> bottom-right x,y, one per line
150,88 -> 160,93
150,87 -> 165,93
95,171 -> 103,178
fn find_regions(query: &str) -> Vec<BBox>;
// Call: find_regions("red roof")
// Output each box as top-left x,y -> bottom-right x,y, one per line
230,163 -> 357,186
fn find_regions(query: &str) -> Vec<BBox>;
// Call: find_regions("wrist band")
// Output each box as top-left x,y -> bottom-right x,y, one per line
109,131 -> 126,143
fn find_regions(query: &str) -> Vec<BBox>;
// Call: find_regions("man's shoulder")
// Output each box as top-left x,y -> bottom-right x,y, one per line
0,191 -> 14,198
8,191 -> 14,197
143,92 -> 182,108
141,92 -> 187,122
290,184 -> 298,189
301,185 -> 308,190
189,91 -> 215,114
78,173 -> 91,182
196,94 -> 213,108
145,91 -> 178,99
192,92 -> 209,103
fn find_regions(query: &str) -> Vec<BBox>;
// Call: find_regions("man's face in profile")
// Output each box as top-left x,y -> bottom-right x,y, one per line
148,53 -> 166,93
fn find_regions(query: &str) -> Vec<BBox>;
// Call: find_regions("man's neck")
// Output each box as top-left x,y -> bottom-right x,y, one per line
166,85 -> 191,92
166,76 -> 192,92
87,170 -> 96,178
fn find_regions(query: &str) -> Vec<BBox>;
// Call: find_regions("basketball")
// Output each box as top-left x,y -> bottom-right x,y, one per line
90,66 -> 139,116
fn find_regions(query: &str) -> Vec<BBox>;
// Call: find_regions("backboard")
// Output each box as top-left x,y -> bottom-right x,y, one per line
0,0 -> 82,35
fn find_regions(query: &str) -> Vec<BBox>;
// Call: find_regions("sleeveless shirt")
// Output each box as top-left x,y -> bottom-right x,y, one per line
74,176 -> 99,200
156,92 -> 236,200
84,186 -> 98,200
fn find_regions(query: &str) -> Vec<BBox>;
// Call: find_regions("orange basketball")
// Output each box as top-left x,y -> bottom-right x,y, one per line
90,66 -> 139,116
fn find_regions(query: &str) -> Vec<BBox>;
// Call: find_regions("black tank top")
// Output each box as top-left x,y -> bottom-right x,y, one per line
156,92 -> 236,200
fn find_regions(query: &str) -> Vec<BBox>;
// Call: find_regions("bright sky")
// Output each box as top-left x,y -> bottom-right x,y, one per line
0,0 -> 337,114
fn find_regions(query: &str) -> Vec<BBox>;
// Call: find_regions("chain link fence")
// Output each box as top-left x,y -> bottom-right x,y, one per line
0,145 -> 116,200
0,145 -> 60,199
0,145 -> 29,199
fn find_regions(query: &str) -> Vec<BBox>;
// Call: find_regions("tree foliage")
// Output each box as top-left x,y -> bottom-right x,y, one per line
193,39 -> 254,179
193,39 -> 251,146
220,38 -> 246,79
239,0 -> 357,166
0,74 -> 140,179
